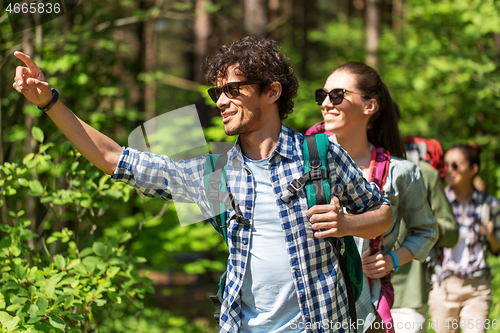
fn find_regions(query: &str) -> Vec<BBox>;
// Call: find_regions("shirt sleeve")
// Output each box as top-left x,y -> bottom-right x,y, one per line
110,147 -> 207,204
327,142 -> 390,214
399,165 -> 439,262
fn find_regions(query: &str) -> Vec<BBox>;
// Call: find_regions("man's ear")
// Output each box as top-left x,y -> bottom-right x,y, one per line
266,82 -> 282,104
363,98 -> 378,116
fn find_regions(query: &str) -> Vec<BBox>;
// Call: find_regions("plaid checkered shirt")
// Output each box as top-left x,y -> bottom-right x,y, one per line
441,186 -> 500,280
111,124 -> 389,332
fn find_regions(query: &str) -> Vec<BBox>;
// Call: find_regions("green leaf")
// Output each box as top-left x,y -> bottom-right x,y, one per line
28,180 -> 44,196
54,255 -> 66,270
118,232 -> 132,244
92,242 -> 106,257
5,316 -> 19,332
40,196 -> 54,203
134,257 -> 147,263
49,316 -> 66,330
79,248 -> 94,258
32,126 -> 44,143
39,143 -> 55,153
28,304 -> 39,318
36,298 -> 48,311
22,153 -> 35,165
46,280 -> 56,299
17,178 -> 29,188
6,304 -> 22,311
15,265 -> 26,281
94,299 -> 106,306
68,314 -> 84,321
106,266 -> 120,278
46,236 -> 58,244
27,316 -> 42,323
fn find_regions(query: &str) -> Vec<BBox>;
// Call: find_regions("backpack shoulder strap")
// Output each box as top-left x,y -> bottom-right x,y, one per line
203,154 -> 229,243
303,134 -> 331,205
280,134 -> 329,204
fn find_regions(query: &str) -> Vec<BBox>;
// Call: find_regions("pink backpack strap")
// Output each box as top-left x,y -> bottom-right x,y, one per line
367,146 -> 395,333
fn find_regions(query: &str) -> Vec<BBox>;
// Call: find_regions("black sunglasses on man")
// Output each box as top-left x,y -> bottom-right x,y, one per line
208,81 -> 256,103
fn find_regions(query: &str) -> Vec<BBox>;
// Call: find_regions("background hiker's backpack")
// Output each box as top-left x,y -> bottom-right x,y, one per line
204,134 -> 363,329
404,136 -> 446,182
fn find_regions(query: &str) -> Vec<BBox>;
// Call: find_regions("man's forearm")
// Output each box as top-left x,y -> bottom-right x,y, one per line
46,100 -> 122,175
345,204 -> 393,239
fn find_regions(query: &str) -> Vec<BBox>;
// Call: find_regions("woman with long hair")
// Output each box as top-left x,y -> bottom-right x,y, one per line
428,144 -> 500,333
308,61 -> 438,332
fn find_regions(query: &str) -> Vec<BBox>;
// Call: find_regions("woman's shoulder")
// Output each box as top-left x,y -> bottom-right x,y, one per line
388,156 -> 422,180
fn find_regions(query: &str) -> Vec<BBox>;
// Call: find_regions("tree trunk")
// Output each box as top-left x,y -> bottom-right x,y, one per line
268,0 -> 280,40
300,0 -> 315,78
243,0 -> 268,37
392,0 -> 402,33
137,0 -> 157,121
194,0 -> 212,127
144,19 -> 157,121
366,0 -> 381,68
194,0 -> 211,84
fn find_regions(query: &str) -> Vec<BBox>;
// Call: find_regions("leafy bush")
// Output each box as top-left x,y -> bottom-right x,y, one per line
0,221 -> 153,333
0,128 -> 154,332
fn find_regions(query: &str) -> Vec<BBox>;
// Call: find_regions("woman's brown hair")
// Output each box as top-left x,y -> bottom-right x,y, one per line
333,62 -> 406,159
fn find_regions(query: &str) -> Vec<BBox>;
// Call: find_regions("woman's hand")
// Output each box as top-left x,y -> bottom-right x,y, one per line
361,249 -> 393,279
480,220 -> 500,254
12,51 -> 52,108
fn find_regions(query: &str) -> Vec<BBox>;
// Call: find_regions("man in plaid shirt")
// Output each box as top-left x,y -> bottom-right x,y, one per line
14,36 -> 392,332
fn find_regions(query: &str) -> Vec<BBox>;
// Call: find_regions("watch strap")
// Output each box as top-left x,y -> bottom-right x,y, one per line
38,88 -> 59,112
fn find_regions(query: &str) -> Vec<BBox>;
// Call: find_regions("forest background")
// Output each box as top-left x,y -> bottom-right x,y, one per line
1,0 -> 500,332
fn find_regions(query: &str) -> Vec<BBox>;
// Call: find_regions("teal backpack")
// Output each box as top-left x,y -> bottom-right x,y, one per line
203,134 -> 362,328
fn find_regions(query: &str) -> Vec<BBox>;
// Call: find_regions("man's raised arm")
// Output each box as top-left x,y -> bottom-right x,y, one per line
12,51 -> 122,175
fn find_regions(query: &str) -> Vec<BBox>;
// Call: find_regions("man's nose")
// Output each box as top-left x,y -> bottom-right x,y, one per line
217,92 -> 231,109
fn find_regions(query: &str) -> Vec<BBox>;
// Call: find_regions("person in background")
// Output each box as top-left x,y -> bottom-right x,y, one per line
390,158 -> 458,333
390,104 -> 459,333
309,61 -> 438,333
428,144 -> 500,333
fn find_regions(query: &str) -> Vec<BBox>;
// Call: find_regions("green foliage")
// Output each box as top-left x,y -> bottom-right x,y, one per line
0,129 -> 156,332
0,220 -> 153,333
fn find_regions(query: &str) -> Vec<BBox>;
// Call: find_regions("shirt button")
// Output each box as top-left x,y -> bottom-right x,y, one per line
245,205 -> 251,210
242,240 -> 248,245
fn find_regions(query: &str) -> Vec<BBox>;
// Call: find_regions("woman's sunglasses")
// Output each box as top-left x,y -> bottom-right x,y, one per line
315,88 -> 371,105
207,81 -> 256,103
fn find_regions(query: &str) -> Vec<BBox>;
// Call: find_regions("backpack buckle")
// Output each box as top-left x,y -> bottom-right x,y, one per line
206,189 -> 220,201
309,162 -> 325,181
287,178 -> 306,193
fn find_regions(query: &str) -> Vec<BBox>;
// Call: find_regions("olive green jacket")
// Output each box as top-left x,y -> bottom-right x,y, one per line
392,161 -> 459,309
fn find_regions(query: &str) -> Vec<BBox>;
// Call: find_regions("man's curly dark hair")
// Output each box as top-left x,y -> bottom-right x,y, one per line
204,36 -> 299,120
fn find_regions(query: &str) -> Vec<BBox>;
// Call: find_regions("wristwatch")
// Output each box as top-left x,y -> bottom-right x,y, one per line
38,88 -> 59,112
